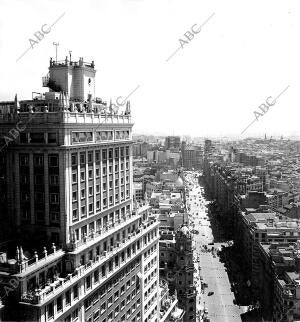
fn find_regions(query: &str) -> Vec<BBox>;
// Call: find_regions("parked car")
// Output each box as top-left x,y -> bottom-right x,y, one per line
208,291 -> 214,296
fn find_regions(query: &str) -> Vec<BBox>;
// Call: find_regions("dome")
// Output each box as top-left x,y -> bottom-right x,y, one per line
175,176 -> 183,186
179,225 -> 190,235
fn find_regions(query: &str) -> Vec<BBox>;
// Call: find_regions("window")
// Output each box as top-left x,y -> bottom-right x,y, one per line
108,296 -> 113,307
30,133 -> 45,143
47,302 -> 54,319
33,155 -> 43,166
80,153 -> 85,165
80,171 -> 85,182
101,266 -> 106,277
71,154 -> 77,166
35,192 -> 44,203
50,193 -> 59,204
115,148 -> 119,159
121,300 -> 125,310
72,191 -> 77,202
72,308 -> 78,321
88,169 -> 93,179
65,316 -> 71,322
100,302 -> 106,314
96,168 -> 100,177
99,287 -> 105,298
49,155 -> 58,167
81,206 -> 86,217
50,212 -> 59,223
73,284 -> 78,299
89,186 -> 93,196
94,270 -> 99,283
95,151 -> 100,162
115,305 -> 120,317
86,275 -> 91,289
20,132 -> 27,143
50,174 -> 59,185
20,154 -> 29,166
102,149 -> 107,161
121,285 -> 125,295
48,133 -> 57,144
20,174 -> 29,185
93,310 -> 100,321
35,174 -> 44,185
72,173 -> 77,183
80,189 -> 85,200
65,290 -> 71,306
57,296 -> 62,312
89,204 -> 93,213
88,152 -> 93,163
72,210 -> 78,221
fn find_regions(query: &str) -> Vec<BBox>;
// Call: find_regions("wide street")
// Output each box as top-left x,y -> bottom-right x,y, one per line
185,171 -> 244,322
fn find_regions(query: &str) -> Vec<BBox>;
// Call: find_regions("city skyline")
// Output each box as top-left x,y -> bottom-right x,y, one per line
0,0 -> 299,137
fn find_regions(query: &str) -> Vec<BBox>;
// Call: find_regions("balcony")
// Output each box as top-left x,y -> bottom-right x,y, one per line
20,218 -> 159,305
0,246 -> 64,275
67,212 -> 141,252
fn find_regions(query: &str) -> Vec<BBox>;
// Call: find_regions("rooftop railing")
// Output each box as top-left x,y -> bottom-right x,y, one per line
160,292 -> 178,322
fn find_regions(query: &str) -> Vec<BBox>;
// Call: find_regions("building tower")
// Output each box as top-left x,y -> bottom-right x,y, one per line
174,226 -> 197,322
0,55 -> 160,322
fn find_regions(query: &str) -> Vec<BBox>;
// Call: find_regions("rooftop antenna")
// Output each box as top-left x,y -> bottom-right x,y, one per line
53,42 -> 59,62
69,50 -> 72,62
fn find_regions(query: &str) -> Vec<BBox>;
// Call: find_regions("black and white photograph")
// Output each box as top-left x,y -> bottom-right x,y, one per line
0,0 -> 299,321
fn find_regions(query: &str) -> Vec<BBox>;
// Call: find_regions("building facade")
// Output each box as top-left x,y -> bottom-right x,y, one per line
0,56 -> 161,322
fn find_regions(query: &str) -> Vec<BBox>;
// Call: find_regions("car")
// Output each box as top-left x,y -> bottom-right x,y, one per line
208,291 -> 214,296
204,308 -> 208,314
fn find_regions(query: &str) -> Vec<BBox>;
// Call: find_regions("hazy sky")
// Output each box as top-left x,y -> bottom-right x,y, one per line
0,0 -> 299,138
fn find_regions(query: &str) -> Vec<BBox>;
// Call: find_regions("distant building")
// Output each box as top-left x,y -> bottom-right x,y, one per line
165,136 -> 181,150
133,182 -> 143,203
181,142 -> 202,169
159,226 -> 197,322
133,141 -> 148,158
204,139 -> 212,153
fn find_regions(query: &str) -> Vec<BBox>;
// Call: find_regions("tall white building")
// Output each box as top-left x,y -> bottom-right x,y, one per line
0,55 -> 162,322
